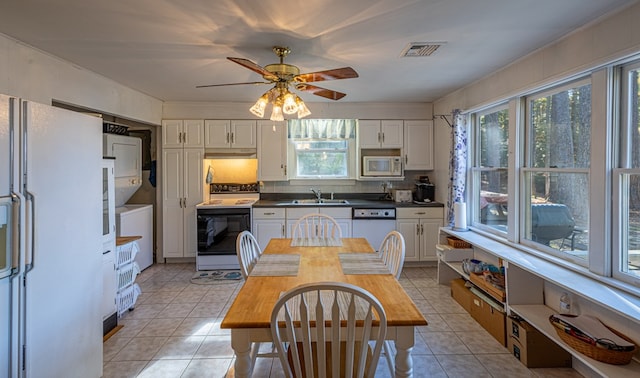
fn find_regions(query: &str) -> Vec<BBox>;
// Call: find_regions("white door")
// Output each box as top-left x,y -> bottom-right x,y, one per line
420,219 -> 443,260
162,120 -> 184,148
258,121 -> 287,180
253,219 -> 285,250
204,120 -> 230,148
183,148 -> 203,258
231,120 -> 257,148
397,219 -> 420,261
106,135 -> 141,178
358,120 -> 382,148
162,148 -> 184,258
24,101 -> 103,378
380,120 -> 404,148
404,120 -> 433,170
183,119 -> 205,148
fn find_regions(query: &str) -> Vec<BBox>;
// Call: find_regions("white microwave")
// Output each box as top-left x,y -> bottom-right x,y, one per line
362,156 -> 403,176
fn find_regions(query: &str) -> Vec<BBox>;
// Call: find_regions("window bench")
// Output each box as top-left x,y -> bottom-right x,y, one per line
438,227 -> 640,377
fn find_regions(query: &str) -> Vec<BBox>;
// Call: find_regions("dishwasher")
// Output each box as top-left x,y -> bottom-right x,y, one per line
352,208 -> 396,251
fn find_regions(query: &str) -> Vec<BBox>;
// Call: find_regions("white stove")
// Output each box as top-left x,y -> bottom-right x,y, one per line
195,183 -> 259,270
196,182 -> 260,209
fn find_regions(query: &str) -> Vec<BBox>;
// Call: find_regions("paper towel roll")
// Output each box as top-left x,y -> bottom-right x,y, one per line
453,202 -> 468,230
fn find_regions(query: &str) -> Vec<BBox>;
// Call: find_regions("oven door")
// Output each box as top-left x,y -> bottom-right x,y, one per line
197,207 -> 251,256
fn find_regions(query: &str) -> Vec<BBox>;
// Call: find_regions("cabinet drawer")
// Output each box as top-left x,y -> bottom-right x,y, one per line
286,207 -> 320,219
396,207 -> 443,219
320,207 -> 351,219
253,208 -> 285,219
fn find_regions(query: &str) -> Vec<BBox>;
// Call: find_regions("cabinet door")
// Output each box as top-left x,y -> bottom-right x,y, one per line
231,120 -> 257,148
162,120 -> 184,148
183,149 -> 203,258
404,120 -> 433,170
358,120 -> 382,148
381,120 -> 403,148
397,219 -> 420,262
101,248 -> 117,319
204,120 -> 231,148
257,121 -> 287,180
420,219 -> 443,261
253,219 -> 285,250
162,149 -> 185,258
183,119 -> 205,148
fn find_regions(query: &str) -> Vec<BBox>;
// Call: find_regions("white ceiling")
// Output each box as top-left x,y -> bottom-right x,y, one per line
0,0 -> 635,104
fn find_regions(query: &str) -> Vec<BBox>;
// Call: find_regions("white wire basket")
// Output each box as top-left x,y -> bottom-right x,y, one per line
117,283 -> 141,317
116,241 -> 139,268
117,261 -> 140,292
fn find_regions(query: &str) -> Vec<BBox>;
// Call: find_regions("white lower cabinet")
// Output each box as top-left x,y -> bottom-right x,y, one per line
285,207 -> 352,238
101,248 -> 117,320
252,207 -> 286,250
396,207 -> 444,262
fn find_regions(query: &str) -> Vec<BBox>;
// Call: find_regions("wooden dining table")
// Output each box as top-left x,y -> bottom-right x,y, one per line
221,237 -> 428,377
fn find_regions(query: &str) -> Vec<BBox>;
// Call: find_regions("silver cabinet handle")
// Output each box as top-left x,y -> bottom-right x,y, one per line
226,132 -> 230,144
416,224 -> 420,235
382,132 -> 385,143
405,155 -> 408,164
231,132 -> 235,144
264,212 -> 275,215
421,224 -> 424,235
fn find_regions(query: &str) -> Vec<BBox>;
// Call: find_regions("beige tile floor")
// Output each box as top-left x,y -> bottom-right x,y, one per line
102,264 -> 583,378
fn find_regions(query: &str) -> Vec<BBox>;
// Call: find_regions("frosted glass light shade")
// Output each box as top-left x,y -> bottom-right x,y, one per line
270,104 -> 284,121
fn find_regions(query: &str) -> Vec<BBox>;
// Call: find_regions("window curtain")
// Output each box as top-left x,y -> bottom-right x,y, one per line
288,119 -> 356,139
447,109 -> 468,226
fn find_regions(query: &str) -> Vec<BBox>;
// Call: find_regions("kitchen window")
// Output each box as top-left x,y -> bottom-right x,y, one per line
287,119 -> 357,180
522,79 -> 591,264
471,104 -> 509,234
613,60 -> 640,284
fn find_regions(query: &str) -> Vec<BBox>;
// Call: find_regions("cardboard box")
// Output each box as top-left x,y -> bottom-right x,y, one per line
450,278 -> 472,312
507,317 -> 572,368
470,290 -> 506,346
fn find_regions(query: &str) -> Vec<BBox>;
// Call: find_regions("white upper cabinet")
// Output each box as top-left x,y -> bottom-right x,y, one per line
257,120 -> 287,181
204,120 -> 257,149
162,119 -> 205,148
404,120 -> 434,170
358,120 -> 403,149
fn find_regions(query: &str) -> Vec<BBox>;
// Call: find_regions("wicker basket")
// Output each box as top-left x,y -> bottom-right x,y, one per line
447,236 -> 472,249
550,318 -> 637,365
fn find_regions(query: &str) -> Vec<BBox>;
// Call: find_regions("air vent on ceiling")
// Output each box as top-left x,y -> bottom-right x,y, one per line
400,42 -> 445,57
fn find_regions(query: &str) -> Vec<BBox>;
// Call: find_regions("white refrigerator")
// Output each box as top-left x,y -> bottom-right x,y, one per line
0,93 -> 103,377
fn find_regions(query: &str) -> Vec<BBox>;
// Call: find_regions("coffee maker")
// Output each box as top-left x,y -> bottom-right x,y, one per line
414,176 -> 435,202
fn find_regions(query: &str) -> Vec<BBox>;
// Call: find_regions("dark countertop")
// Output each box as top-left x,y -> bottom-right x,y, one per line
253,193 -> 443,208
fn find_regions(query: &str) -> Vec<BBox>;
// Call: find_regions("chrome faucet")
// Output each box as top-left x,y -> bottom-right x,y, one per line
310,188 -> 322,200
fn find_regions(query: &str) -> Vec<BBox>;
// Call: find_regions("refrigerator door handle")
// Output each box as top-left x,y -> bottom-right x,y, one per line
24,191 -> 35,272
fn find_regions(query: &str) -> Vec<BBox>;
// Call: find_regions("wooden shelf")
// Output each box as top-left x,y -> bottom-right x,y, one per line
510,304 -> 640,377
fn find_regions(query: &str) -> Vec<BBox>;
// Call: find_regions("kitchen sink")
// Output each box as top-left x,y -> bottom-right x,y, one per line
289,199 -> 350,205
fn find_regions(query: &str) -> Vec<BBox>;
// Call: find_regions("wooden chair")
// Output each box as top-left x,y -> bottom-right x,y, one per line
377,230 -> 405,374
291,213 -> 342,239
378,230 -> 406,279
236,230 -> 262,279
235,231 -> 277,361
270,282 -> 387,378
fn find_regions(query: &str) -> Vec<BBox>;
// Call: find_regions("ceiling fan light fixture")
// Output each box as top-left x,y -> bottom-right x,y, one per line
296,96 -> 311,118
270,103 -> 284,122
249,92 -> 269,118
282,92 -> 298,115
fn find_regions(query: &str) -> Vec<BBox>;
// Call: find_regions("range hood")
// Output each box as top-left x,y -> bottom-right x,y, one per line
204,148 -> 257,159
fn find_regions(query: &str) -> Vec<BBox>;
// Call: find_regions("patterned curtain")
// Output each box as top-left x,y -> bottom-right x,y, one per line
288,119 -> 356,139
447,109 -> 468,226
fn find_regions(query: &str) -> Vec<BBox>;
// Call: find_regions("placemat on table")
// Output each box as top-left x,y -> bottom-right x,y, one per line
250,254 -> 300,276
338,253 -> 391,275
290,237 -> 343,247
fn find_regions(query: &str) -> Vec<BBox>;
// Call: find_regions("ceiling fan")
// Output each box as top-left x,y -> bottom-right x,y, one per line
197,46 -> 358,100
196,46 -> 358,120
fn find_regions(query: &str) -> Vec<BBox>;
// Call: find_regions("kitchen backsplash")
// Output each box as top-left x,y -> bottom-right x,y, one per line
259,170 -> 433,194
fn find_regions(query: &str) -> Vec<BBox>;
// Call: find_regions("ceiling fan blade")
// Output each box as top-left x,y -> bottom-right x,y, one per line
196,81 -> 270,88
294,67 -> 358,83
228,57 -> 278,81
295,83 -> 347,100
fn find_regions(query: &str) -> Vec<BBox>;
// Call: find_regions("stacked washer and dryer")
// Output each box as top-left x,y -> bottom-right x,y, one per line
103,133 -> 153,270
